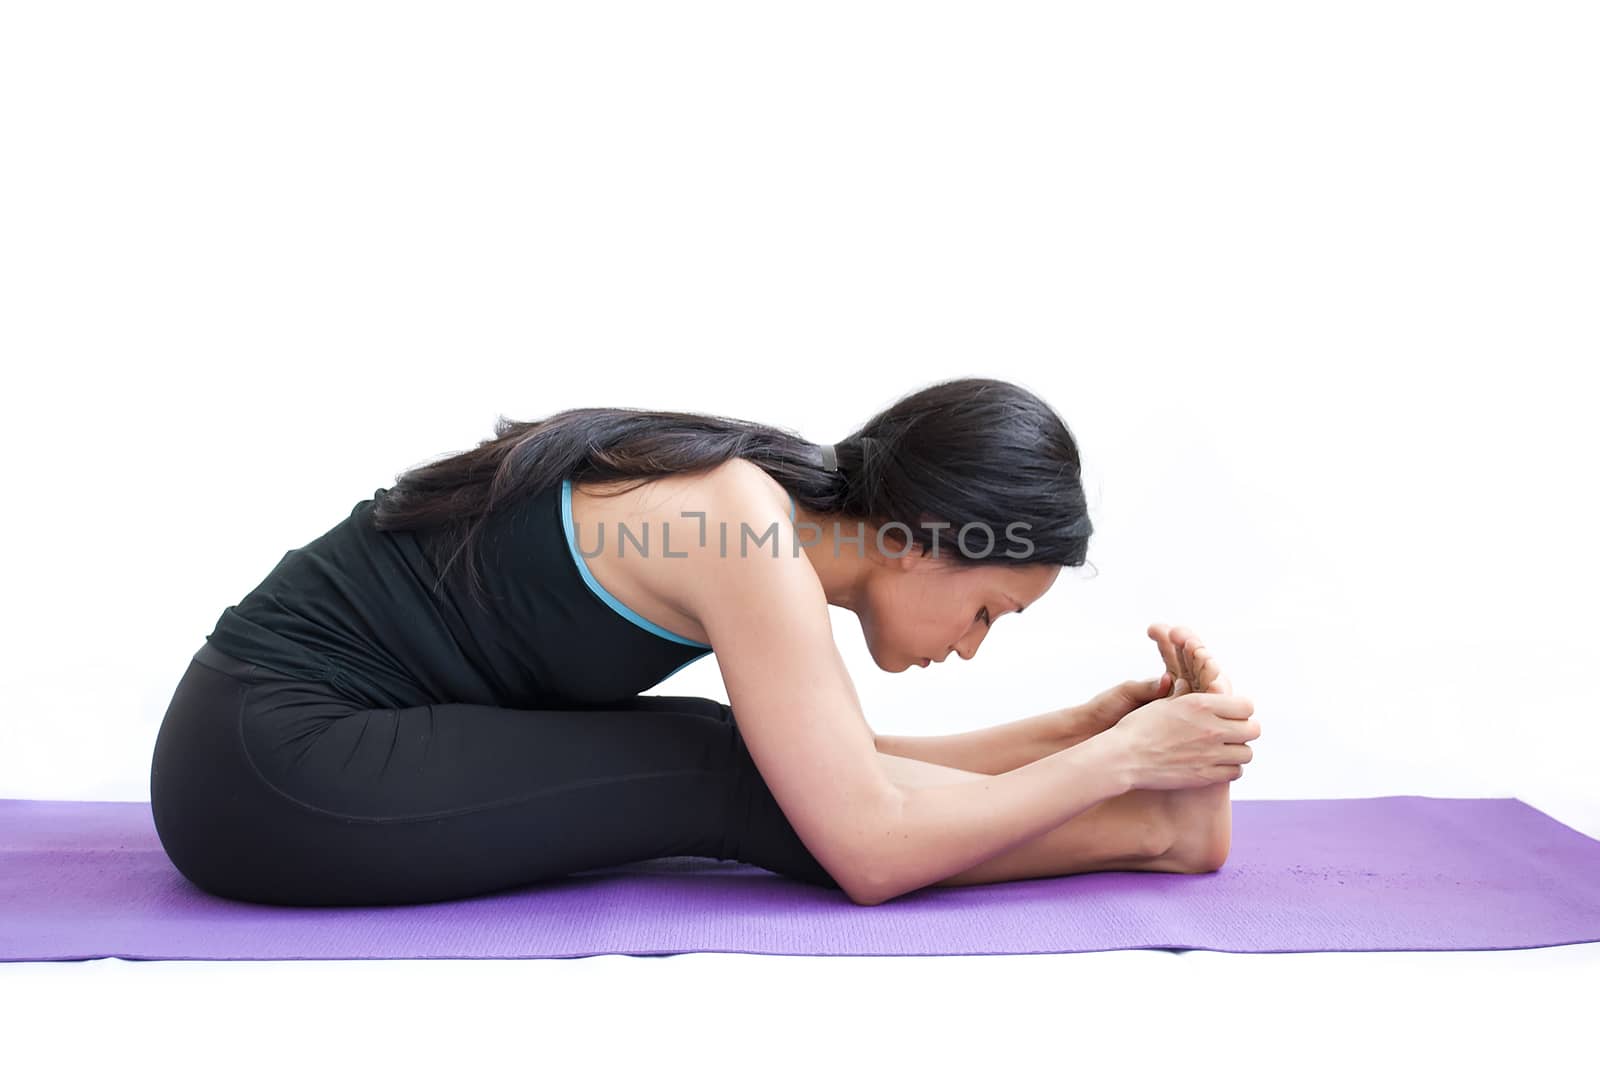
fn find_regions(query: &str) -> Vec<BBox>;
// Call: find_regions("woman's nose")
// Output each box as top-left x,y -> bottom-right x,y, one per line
953,627 -> 985,661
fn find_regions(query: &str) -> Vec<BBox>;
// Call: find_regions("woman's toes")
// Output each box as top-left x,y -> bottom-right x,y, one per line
1177,636 -> 1199,683
1151,626 -> 1183,683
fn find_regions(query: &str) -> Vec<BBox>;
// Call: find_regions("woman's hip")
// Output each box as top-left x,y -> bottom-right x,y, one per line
146,649 -> 814,904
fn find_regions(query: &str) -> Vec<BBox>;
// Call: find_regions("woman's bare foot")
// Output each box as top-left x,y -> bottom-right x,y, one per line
1145,624 -> 1235,872
1148,623 -> 1231,696
1150,781 -> 1233,873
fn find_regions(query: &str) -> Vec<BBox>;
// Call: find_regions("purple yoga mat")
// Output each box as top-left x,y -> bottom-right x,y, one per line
2,795 -> 1597,961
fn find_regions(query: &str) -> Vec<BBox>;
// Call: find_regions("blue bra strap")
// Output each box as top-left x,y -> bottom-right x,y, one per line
560,479 -> 712,649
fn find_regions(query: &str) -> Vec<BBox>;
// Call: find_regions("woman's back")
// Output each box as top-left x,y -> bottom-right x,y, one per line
202,469 -> 791,710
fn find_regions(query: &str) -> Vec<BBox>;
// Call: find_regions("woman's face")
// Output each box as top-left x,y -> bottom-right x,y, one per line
856,553 -> 1061,671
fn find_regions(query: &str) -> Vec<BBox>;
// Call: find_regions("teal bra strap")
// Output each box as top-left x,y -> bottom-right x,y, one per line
560,479 -> 712,649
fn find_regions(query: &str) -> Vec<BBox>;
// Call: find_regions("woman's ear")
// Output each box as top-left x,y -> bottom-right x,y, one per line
892,545 -> 924,571
863,520 -> 917,566
887,533 -> 938,571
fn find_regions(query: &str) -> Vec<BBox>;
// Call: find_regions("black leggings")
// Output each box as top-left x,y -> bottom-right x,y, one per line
149,642 -> 840,906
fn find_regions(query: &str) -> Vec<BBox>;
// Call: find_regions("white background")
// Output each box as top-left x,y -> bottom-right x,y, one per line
2,2 -> 1595,1067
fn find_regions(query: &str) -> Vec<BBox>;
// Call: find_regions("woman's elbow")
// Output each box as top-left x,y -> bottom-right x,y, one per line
843,878 -> 891,907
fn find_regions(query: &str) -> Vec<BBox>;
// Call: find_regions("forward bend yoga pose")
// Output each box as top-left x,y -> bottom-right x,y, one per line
150,376 -> 1258,907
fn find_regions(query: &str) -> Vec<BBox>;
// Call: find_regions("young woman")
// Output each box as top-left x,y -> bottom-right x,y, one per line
149,376 -> 1257,908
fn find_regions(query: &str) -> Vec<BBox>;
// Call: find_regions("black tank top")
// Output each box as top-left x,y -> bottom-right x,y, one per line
203,477 -> 796,709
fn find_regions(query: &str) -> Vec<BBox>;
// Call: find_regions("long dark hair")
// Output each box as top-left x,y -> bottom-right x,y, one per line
373,376 -> 1093,607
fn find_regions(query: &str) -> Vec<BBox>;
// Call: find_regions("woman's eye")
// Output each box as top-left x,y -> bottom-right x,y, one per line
977,607 -> 991,626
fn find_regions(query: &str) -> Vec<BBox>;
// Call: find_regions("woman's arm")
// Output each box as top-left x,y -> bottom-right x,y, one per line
862,732 -> 1134,904
872,704 -> 1104,775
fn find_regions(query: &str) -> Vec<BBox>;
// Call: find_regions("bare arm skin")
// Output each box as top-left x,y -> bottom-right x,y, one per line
666,465 -> 898,904
863,733 -> 1134,904
661,462 -> 1138,905
872,704 -> 1106,775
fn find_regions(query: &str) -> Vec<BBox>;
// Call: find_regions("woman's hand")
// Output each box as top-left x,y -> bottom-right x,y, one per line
1071,674 -> 1174,737
1107,690 -> 1259,791
1148,622 -> 1232,696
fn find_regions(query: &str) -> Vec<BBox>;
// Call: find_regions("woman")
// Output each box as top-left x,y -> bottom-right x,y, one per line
149,376 -> 1257,907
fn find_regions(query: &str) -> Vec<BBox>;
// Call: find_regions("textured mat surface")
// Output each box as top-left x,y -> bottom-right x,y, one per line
3,795 -> 1597,961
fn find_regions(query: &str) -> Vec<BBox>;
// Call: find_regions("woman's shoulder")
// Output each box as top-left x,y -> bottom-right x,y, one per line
700,457 -> 791,514
564,458 -> 799,645
571,456 -> 789,525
